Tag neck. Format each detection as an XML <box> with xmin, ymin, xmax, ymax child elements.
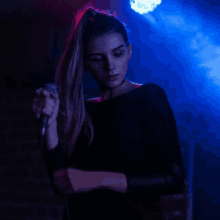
<box><xmin>99</xmin><ymin>78</ymin><xmax>136</xmax><ymax>101</ymax></box>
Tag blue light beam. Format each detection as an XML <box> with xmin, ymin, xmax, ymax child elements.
<box><xmin>130</xmin><ymin>0</ymin><xmax>162</xmax><ymax>14</ymax></box>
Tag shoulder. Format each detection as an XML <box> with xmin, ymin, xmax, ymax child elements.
<box><xmin>145</xmin><ymin>83</ymin><xmax>171</xmax><ymax>112</ymax></box>
<box><xmin>141</xmin><ymin>83</ymin><xmax>165</xmax><ymax>95</ymax></box>
<box><xmin>143</xmin><ymin>83</ymin><xmax>169</xmax><ymax>109</ymax></box>
<box><xmin>131</xmin><ymin>82</ymin><xmax>143</xmax><ymax>88</ymax></box>
<box><xmin>86</xmin><ymin>97</ymin><xmax>102</xmax><ymax>103</ymax></box>
<box><xmin>148</xmin><ymin>83</ymin><xmax>164</xmax><ymax>92</ymax></box>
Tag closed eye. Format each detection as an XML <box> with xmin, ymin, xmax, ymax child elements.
<box><xmin>115</xmin><ymin>52</ymin><xmax>123</xmax><ymax>57</ymax></box>
<box><xmin>90</xmin><ymin>52</ymin><xmax>124</xmax><ymax>62</ymax></box>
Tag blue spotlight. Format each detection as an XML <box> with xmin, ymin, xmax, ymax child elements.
<box><xmin>130</xmin><ymin>0</ymin><xmax>162</xmax><ymax>14</ymax></box>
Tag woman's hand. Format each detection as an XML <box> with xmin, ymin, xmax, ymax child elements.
<box><xmin>53</xmin><ymin>168</ymin><xmax>76</xmax><ymax>194</ymax></box>
<box><xmin>32</xmin><ymin>87</ymin><xmax>60</xmax><ymax>127</ymax></box>
<box><xmin>53</xmin><ymin>168</ymin><xmax>103</xmax><ymax>194</ymax></box>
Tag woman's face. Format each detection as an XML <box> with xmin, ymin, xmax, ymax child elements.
<box><xmin>85</xmin><ymin>32</ymin><xmax>132</xmax><ymax>90</ymax></box>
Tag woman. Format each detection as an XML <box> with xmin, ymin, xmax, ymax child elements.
<box><xmin>32</xmin><ymin>4</ymin><xmax>186</xmax><ymax>220</ymax></box>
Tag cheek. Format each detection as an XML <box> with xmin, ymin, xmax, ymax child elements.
<box><xmin>118</xmin><ymin>55</ymin><xmax>129</xmax><ymax>65</ymax></box>
<box><xmin>88</xmin><ymin>62</ymin><xmax>102</xmax><ymax>70</ymax></box>
<box><xmin>89</xmin><ymin>65</ymin><xmax>103</xmax><ymax>78</ymax></box>
<box><xmin>87</xmin><ymin>65</ymin><xmax>103</xmax><ymax>80</ymax></box>
<box><xmin>86</xmin><ymin>63</ymin><xmax>101</xmax><ymax>77</ymax></box>
<box><xmin>92</xmin><ymin>63</ymin><xmax>102</xmax><ymax>69</ymax></box>
<box><xmin>117</xmin><ymin>58</ymin><xmax>129</xmax><ymax>71</ymax></box>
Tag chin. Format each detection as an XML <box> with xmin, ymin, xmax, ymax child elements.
<box><xmin>100</xmin><ymin>76</ymin><xmax>125</xmax><ymax>88</ymax></box>
<box><xmin>107</xmin><ymin>79</ymin><xmax>122</xmax><ymax>87</ymax></box>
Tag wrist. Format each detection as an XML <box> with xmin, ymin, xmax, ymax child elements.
<box><xmin>47</xmin><ymin>120</ymin><xmax>57</xmax><ymax>129</ymax></box>
<box><xmin>45</xmin><ymin>121</ymin><xmax>59</xmax><ymax>150</ymax></box>
<box><xmin>101</xmin><ymin>172</ymin><xmax>127</xmax><ymax>193</ymax></box>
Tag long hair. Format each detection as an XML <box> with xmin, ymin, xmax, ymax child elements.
<box><xmin>55</xmin><ymin>3</ymin><xmax>132</xmax><ymax>159</ymax></box>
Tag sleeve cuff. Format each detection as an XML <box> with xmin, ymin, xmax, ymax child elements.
<box><xmin>38</xmin><ymin>136</ymin><xmax>68</xmax><ymax>199</ymax></box>
<box><xmin>125</xmin><ymin>172</ymin><xmax>183</xmax><ymax>196</ymax></box>
<box><xmin>39</xmin><ymin>135</ymin><xmax>67</xmax><ymax>172</ymax></box>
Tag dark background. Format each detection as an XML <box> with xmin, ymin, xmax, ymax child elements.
<box><xmin>0</xmin><ymin>0</ymin><xmax>220</xmax><ymax>219</ymax></box>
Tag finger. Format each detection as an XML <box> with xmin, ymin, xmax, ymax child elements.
<box><xmin>42</xmin><ymin>89</ymin><xmax>50</xmax><ymax>96</ymax></box>
<box><xmin>32</xmin><ymin>106</ymin><xmax>41</xmax><ymax>119</ymax></box>
<box><xmin>36</xmin><ymin>88</ymin><xmax>43</xmax><ymax>95</ymax></box>
<box><xmin>33</xmin><ymin>97</ymin><xmax>43</xmax><ymax>110</ymax></box>
<box><xmin>51</xmin><ymin>93</ymin><xmax>59</xmax><ymax>99</ymax></box>
<box><xmin>55</xmin><ymin>176</ymin><xmax>73</xmax><ymax>191</ymax></box>
<box><xmin>36</xmin><ymin>89</ymin><xmax>49</xmax><ymax>97</ymax></box>
<box><xmin>42</xmin><ymin>107</ymin><xmax>52</xmax><ymax>117</ymax></box>
<box><xmin>32</xmin><ymin>101</ymin><xmax>39</xmax><ymax>113</ymax></box>
<box><xmin>54</xmin><ymin>169</ymin><xmax>67</xmax><ymax>177</ymax></box>
<box><xmin>45</xmin><ymin>97</ymin><xmax>55</xmax><ymax>107</ymax></box>
<box><xmin>33</xmin><ymin>107</ymin><xmax>41</xmax><ymax>119</ymax></box>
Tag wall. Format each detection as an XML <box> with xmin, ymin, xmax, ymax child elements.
<box><xmin>0</xmin><ymin>89</ymin><xmax>65</xmax><ymax>220</ymax></box>
<box><xmin>0</xmin><ymin>18</ymin><xmax>58</xmax><ymax>91</ymax></box>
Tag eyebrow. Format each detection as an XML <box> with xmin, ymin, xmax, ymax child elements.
<box><xmin>87</xmin><ymin>44</ymin><xmax>125</xmax><ymax>57</ymax></box>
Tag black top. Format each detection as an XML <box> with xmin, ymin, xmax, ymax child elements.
<box><xmin>41</xmin><ymin>83</ymin><xmax>186</xmax><ymax>220</ymax></box>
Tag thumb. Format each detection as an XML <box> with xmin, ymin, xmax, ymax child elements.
<box><xmin>51</xmin><ymin>93</ymin><xmax>58</xmax><ymax>98</ymax></box>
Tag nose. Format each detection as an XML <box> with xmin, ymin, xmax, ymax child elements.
<box><xmin>109</xmin><ymin>68</ymin><xmax>116</xmax><ymax>75</ymax></box>
<box><xmin>103</xmin><ymin>56</ymin><xmax>116</xmax><ymax>72</ymax></box>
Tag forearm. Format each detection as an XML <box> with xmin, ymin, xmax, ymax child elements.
<box><xmin>101</xmin><ymin>171</ymin><xmax>128</xmax><ymax>193</ymax></box>
<box><xmin>45</xmin><ymin>121</ymin><xmax>58</xmax><ymax>150</ymax></box>
<box><xmin>73</xmin><ymin>170</ymin><xmax>180</xmax><ymax>195</ymax></box>
<box><xmin>68</xmin><ymin>169</ymin><xmax>127</xmax><ymax>194</ymax></box>
<box><xmin>95</xmin><ymin>165</ymin><xmax>184</xmax><ymax>195</ymax></box>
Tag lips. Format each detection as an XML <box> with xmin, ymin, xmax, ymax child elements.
<box><xmin>107</xmin><ymin>74</ymin><xmax>119</xmax><ymax>80</ymax></box>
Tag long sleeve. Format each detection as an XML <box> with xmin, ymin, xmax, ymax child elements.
<box><xmin>38</xmin><ymin>120</ymin><xmax>90</xmax><ymax>199</ymax></box>
<box><xmin>39</xmin><ymin>136</ymin><xmax>68</xmax><ymax>199</ymax></box>
<box><xmin>124</xmin><ymin>84</ymin><xmax>185</xmax><ymax>196</ymax></box>
<box><xmin>125</xmin><ymin>163</ymin><xmax>184</xmax><ymax>195</ymax></box>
